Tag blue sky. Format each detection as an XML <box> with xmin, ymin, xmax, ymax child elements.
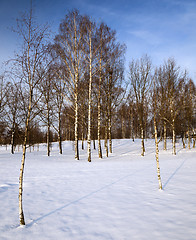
<box><xmin>0</xmin><ymin>0</ymin><xmax>196</xmax><ymax>81</ymax></box>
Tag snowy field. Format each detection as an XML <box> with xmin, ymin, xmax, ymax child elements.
<box><xmin>0</xmin><ymin>139</ymin><xmax>196</xmax><ymax>240</ymax></box>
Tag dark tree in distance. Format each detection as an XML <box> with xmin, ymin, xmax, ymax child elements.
<box><xmin>129</xmin><ymin>55</ymin><xmax>152</xmax><ymax>156</ymax></box>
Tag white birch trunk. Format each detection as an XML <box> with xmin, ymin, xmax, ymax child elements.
<box><xmin>74</xmin><ymin>105</ymin><xmax>79</xmax><ymax>160</ymax></box>
<box><xmin>109</xmin><ymin>115</ymin><xmax>112</xmax><ymax>154</ymax></box>
<box><xmin>87</xmin><ymin>30</ymin><xmax>92</xmax><ymax>162</ymax></box>
<box><xmin>47</xmin><ymin>106</ymin><xmax>50</xmax><ymax>157</ymax></box>
<box><xmin>98</xmin><ymin>58</ymin><xmax>102</xmax><ymax>158</ymax></box>
<box><xmin>105</xmin><ymin>124</ymin><xmax>109</xmax><ymax>157</ymax></box>
<box><xmin>154</xmin><ymin>116</ymin><xmax>163</xmax><ymax>190</ymax></box>
<box><xmin>74</xmin><ymin>89</ymin><xmax>79</xmax><ymax>160</ymax></box>
<box><xmin>163</xmin><ymin>120</ymin><xmax>167</xmax><ymax>150</ymax></box>
<box><xmin>58</xmin><ymin>111</ymin><xmax>62</xmax><ymax>154</ymax></box>
<box><xmin>108</xmin><ymin>74</ymin><xmax>112</xmax><ymax>154</ymax></box>
<box><xmin>172</xmin><ymin>120</ymin><xmax>176</xmax><ymax>155</ymax></box>
<box><xmin>19</xmin><ymin>88</ymin><xmax>32</xmax><ymax>225</ymax></box>
<box><xmin>74</xmin><ymin>17</ymin><xmax>79</xmax><ymax>160</ymax></box>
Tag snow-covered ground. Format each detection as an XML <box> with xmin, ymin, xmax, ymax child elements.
<box><xmin>0</xmin><ymin>139</ymin><xmax>196</xmax><ymax>240</ymax></box>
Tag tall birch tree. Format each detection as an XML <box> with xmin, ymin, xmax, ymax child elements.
<box><xmin>53</xmin><ymin>10</ymin><xmax>86</xmax><ymax>160</ymax></box>
<box><xmin>82</xmin><ymin>16</ymin><xmax>99</xmax><ymax>162</ymax></box>
<box><xmin>152</xmin><ymin>73</ymin><xmax>163</xmax><ymax>190</ymax></box>
<box><xmin>13</xmin><ymin>6</ymin><xmax>49</xmax><ymax>225</ymax></box>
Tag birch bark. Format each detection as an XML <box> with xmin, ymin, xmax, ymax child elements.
<box><xmin>97</xmin><ymin>52</ymin><xmax>102</xmax><ymax>158</ymax></box>
<box><xmin>87</xmin><ymin>26</ymin><xmax>92</xmax><ymax>162</ymax></box>
<box><xmin>154</xmin><ymin>116</ymin><xmax>163</xmax><ymax>190</ymax></box>
<box><xmin>17</xmin><ymin>5</ymin><xmax>48</xmax><ymax>225</ymax></box>
<box><xmin>163</xmin><ymin>120</ymin><xmax>167</xmax><ymax>150</ymax></box>
<box><xmin>58</xmin><ymin>110</ymin><xmax>62</xmax><ymax>154</ymax></box>
<box><xmin>19</xmin><ymin>88</ymin><xmax>32</xmax><ymax>225</ymax></box>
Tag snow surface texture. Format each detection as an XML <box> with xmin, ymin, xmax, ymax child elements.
<box><xmin>0</xmin><ymin>139</ymin><xmax>196</xmax><ymax>240</ymax></box>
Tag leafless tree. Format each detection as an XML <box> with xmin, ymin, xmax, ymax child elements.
<box><xmin>52</xmin><ymin>10</ymin><xmax>87</xmax><ymax>160</ymax></box>
<box><xmin>37</xmin><ymin>67</ymin><xmax>55</xmax><ymax>156</ymax></box>
<box><xmin>52</xmin><ymin>72</ymin><xmax>66</xmax><ymax>154</ymax></box>
<box><xmin>129</xmin><ymin>55</ymin><xmax>152</xmax><ymax>156</ymax></box>
<box><xmin>160</xmin><ymin>59</ymin><xmax>181</xmax><ymax>155</ymax></box>
<box><xmin>151</xmin><ymin>73</ymin><xmax>163</xmax><ymax>189</ymax></box>
<box><xmin>4</xmin><ymin>82</ymin><xmax>23</xmax><ymax>154</ymax></box>
<box><xmin>13</xmin><ymin>6</ymin><xmax>49</xmax><ymax>225</ymax></box>
<box><xmin>0</xmin><ymin>75</ymin><xmax>6</xmax><ymax>120</ymax></box>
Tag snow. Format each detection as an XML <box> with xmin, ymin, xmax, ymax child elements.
<box><xmin>0</xmin><ymin>139</ymin><xmax>196</xmax><ymax>240</ymax></box>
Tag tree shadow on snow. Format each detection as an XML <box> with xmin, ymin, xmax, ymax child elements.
<box><xmin>162</xmin><ymin>159</ymin><xmax>186</xmax><ymax>190</ymax></box>
<box><xmin>26</xmin><ymin>169</ymin><xmax>143</xmax><ymax>227</ymax></box>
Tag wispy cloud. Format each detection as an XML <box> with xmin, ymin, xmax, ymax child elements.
<box><xmin>127</xmin><ymin>30</ymin><xmax>162</xmax><ymax>46</ymax></box>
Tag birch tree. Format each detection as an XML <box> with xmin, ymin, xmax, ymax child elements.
<box><xmin>0</xmin><ymin>75</ymin><xmax>8</xmax><ymax>145</ymax></box>
<box><xmin>96</xmin><ymin>23</ymin><xmax>110</xmax><ymax>158</ymax></box>
<box><xmin>5</xmin><ymin>82</ymin><xmax>23</xmax><ymax>154</ymax></box>
<box><xmin>37</xmin><ymin>67</ymin><xmax>54</xmax><ymax>156</ymax></box>
<box><xmin>82</xmin><ymin>16</ymin><xmax>100</xmax><ymax>162</ymax></box>
<box><xmin>95</xmin><ymin>23</ymin><xmax>119</xmax><ymax>157</ymax></box>
<box><xmin>13</xmin><ymin>7</ymin><xmax>49</xmax><ymax>225</ymax></box>
<box><xmin>52</xmin><ymin>73</ymin><xmax>66</xmax><ymax>154</ymax></box>
<box><xmin>161</xmin><ymin>59</ymin><xmax>181</xmax><ymax>155</ymax></box>
<box><xmin>179</xmin><ymin>78</ymin><xmax>196</xmax><ymax>149</ymax></box>
<box><xmin>185</xmin><ymin>79</ymin><xmax>196</xmax><ymax>148</ymax></box>
<box><xmin>0</xmin><ymin>75</ymin><xmax>6</xmax><ymax>120</ymax></box>
<box><xmin>84</xmin><ymin>18</ymin><xmax>95</xmax><ymax>162</ymax></box>
<box><xmin>103</xmin><ymin>40</ymin><xmax>126</xmax><ymax>154</ymax></box>
<box><xmin>152</xmin><ymin>72</ymin><xmax>163</xmax><ymax>189</ymax></box>
<box><xmin>52</xmin><ymin>10</ymin><xmax>86</xmax><ymax>160</ymax></box>
<box><xmin>129</xmin><ymin>55</ymin><xmax>152</xmax><ymax>156</ymax></box>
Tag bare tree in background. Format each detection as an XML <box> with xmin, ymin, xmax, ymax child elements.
<box><xmin>52</xmin><ymin>72</ymin><xmax>66</xmax><ymax>154</ymax></box>
<box><xmin>4</xmin><ymin>82</ymin><xmax>23</xmax><ymax>154</ymax></box>
<box><xmin>161</xmin><ymin>59</ymin><xmax>181</xmax><ymax>155</ymax></box>
<box><xmin>37</xmin><ymin>67</ymin><xmax>54</xmax><ymax>156</ymax></box>
<box><xmin>154</xmin><ymin>66</ymin><xmax>168</xmax><ymax>150</ymax></box>
<box><xmin>0</xmin><ymin>75</ymin><xmax>6</xmax><ymax>120</ymax></box>
<box><xmin>95</xmin><ymin>23</ymin><xmax>118</xmax><ymax>158</ymax></box>
<box><xmin>129</xmin><ymin>55</ymin><xmax>152</xmax><ymax>156</ymax></box>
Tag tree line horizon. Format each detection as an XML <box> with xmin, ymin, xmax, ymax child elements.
<box><xmin>0</xmin><ymin>7</ymin><xmax>195</xmax><ymax>226</ymax></box>
<box><xmin>0</xmin><ymin>9</ymin><xmax>195</xmax><ymax>155</ymax></box>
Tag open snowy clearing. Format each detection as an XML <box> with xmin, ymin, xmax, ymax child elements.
<box><xmin>0</xmin><ymin>139</ymin><xmax>196</xmax><ymax>240</ymax></box>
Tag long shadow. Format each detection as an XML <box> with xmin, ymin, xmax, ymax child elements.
<box><xmin>26</xmin><ymin>169</ymin><xmax>143</xmax><ymax>227</ymax></box>
<box><xmin>0</xmin><ymin>183</ymin><xmax>18</xmax><ymax>193</ymax></box>
<box><xmin>163</xmin><ymin>159</ymin><xmax>186</xmax><ymax>190</ymax></box>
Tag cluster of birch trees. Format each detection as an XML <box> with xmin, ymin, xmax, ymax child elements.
<box><xmin>0</xmin><ymin>10</ymin><xmax>195</xmax><ymax>159</ymax></box>
<box><xmin>0</xmin><ymin>9</ymin><xmax>126</xmax><ymax>160</ymax></box>
<box><xmin>0</xmin><ymin>7</ymin><xmax>195</xmax><ymax>226</ymax></box>
<box><xmin>121</xmin><ymin>55</ymin><xmax>195</xmax><ymax>156</ymax></box>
